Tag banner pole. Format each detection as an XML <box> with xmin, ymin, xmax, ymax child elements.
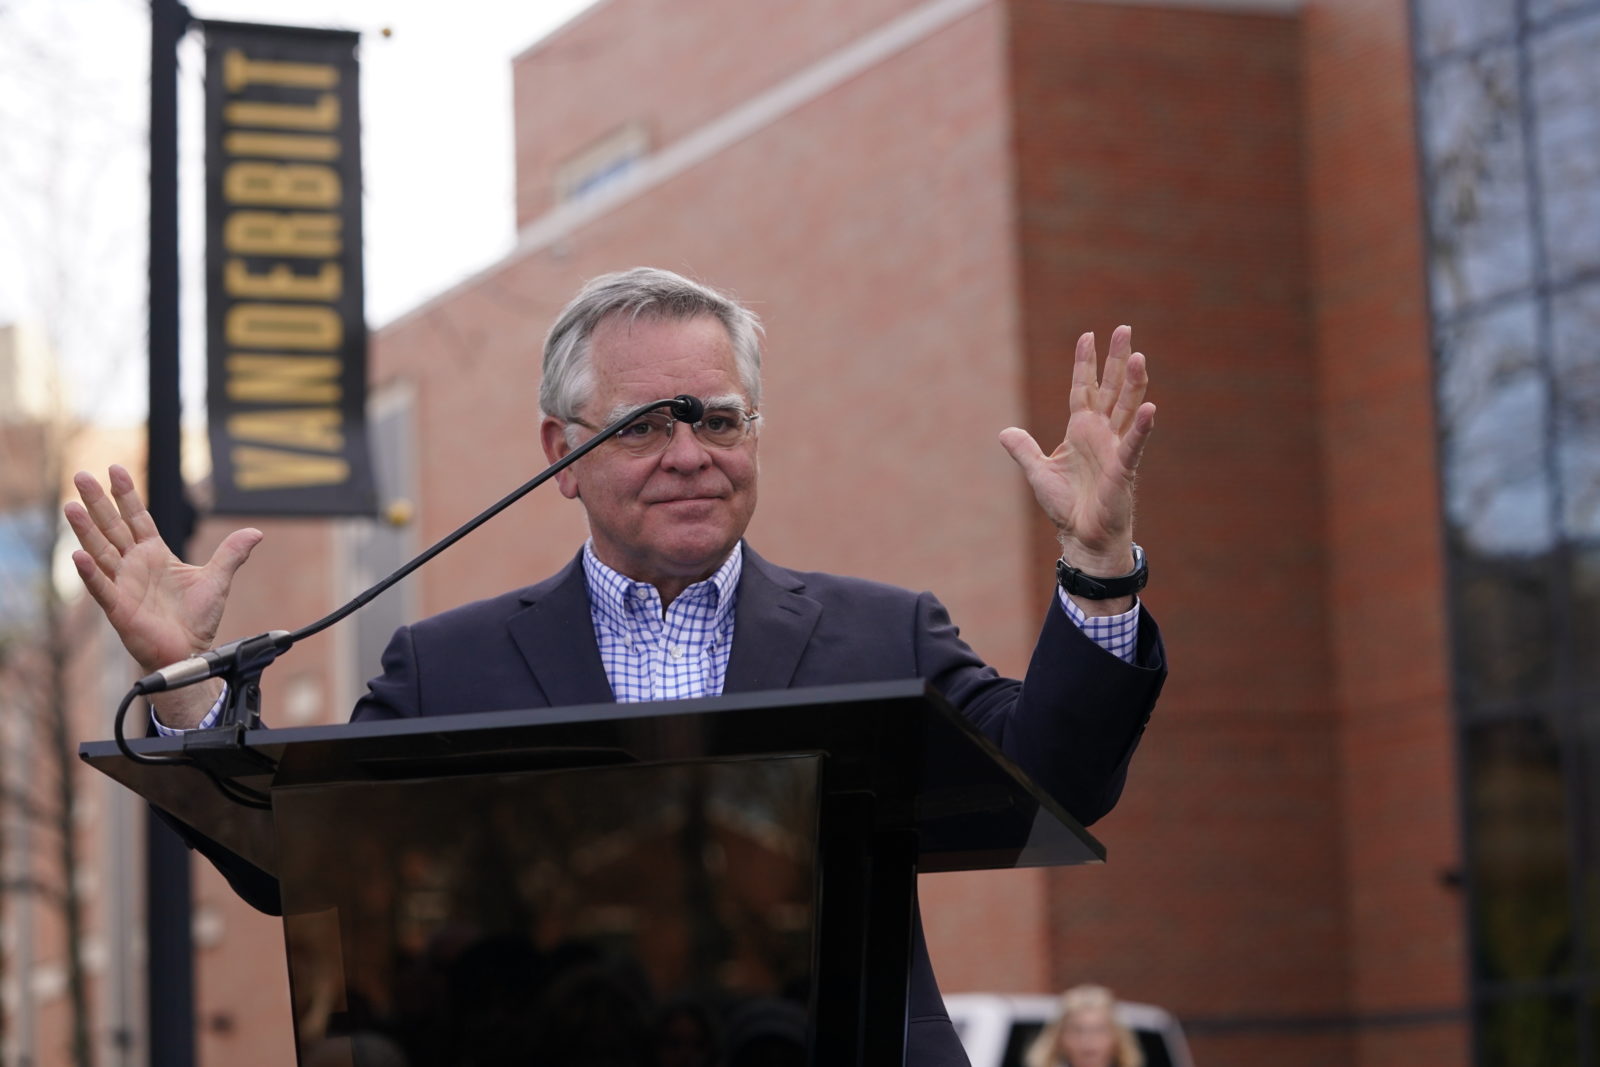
<box><xmin>147</xmin><ymin>0</ymin><xmax>197</xmax><ymax>1064</ymax></box>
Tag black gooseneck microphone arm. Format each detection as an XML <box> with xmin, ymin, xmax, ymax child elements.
<box><xmin>114</xmin><ymin>394</ymin><xmax>706</xmax><ymax>787</ymax></box>
<box><xmin>273</xmin><ymin>393</ymin><xmax>703</xmax><ymax>664</ymax></box>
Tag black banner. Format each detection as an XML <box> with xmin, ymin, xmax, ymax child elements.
<box><xmin>204</xmin><ymin>21</ymin><xmax>375</xmax><ymax>516</ymax></box>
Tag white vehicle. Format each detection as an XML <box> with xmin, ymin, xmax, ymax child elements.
<box><xmin>944</xmin><ymin>993</ymin><xmax>1196</xmax><ymax>1067</ymax></box>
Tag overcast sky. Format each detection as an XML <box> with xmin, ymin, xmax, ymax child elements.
<box><xmin>0</xmin><ymin>0</ymin><xmax>598</xmax><ymax>425</ymax></box>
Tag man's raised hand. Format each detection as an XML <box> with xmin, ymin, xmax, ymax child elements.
<box><xmin>999</xmin><ymin>326</ymin><xmax>1156</xmax><ymax>598</ymax></box>
<box><xmin>64</xmin><ymin>464</ymin><xmax>262</xmax><ymax>680</ymax></box>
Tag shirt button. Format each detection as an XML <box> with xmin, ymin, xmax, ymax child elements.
<box><xmin>668</xmin><ymin>645</ymin><xmax>683</xmax><ymax>659</ymax></box>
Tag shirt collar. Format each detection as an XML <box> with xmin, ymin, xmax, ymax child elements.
<box><xmin>582</xmin><ymin>541</ymin><xmax>743</xmax><ymax>630</ymax></box>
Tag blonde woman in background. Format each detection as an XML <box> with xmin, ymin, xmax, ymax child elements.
<box><xmin>1025</xmin><ymin>984</ymin><xmax>1144</xmax><ymax>1067</ymax></box>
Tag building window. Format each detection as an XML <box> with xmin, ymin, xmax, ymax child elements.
<box><xmin>1413</xmin><ymin>0</ymin><xmax>1600</xmax><ymax>1061</ymax></box>
<box><xmin>553</xmin><ymin>122</ymin><xmax>649</xmax><ymax>204</ymax></box>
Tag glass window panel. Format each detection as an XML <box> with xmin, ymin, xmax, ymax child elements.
<box><xmin>1453</xmin><ymin>552</ymin><xmax>1556</xmax><ymax>706</ymax></box>
<box><xmin>1476</xmin><ymin>994</ymin><xmax>1578</xmax><ymax>1067</ymax></box>
<box><xmin>1580</xmin><ymin>713</ymin><xmax>1600</xmax><ymax>973</ymax></box>
<box><xmin>1531</xmin><ymin>12</ymin><xmax>1600</xmax><ymax>285</ymax></box>
<box><xmin>1569</xmin><ymin>547</ymin><xmax>1600</xmax><ymax>690</ymax></box>
<box><xmin>1552</xmin><ymin>281</ymin><xmax>1600</xmax><ymax>541</ymax></box>
<box><xmin>1415</xmin><ymin>0</ymin><xmax>1517</xmax><ymax>58</ymax></box>
<box><xmin>0</xmin><ymin>510</ymin><xmax>49</xmax><ymax>627</ymax></box>
<box><xmin>1421</xmin><ymin>49</ymin><xmax>1536</xmax><ymax>317</ymax></box>
<box><xmin>1529</xmin><ymin>0</ymin><xmax>1594</xmax><ymax>22</ymax></box>
<box><xmin>1593</xmin><ymin>992</ymin><xmax>1600</xmax><ymax>1067</ymax></box>
<box><xmin>1438</xmin><ymin>300</ymin><xmax>1555</xmax><ymax>556</ymax></box>
<box><xmin>1467</xmin><ymin>718</ymin><xmax>1574</xmax><ymax>982</ymax></box>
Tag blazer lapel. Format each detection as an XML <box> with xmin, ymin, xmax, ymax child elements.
<box><xmin>505</xmin><ymin>553</ymin><xmax>615</xmax><ymax>707</ymax></box>
<box><xmin>723</xmin><ymin>545</ymin><xmax>822</xmax><ymax>694</ymax></box>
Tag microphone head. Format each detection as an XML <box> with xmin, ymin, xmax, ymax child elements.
<box><xmin>669</xmin><ymin>394</ymin><xmax>705</xmax><ymax>423</ymax></box>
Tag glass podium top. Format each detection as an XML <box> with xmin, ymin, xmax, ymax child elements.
<box><xmin>80</xmin><ymin>678</ymin><xmax>1104</xmax><ymax>877</ymax></box>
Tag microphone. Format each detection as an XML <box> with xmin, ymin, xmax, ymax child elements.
<box><xmin>669</xmin><ymin>394</ymin><xmax>704</xmax><ymax>422</ymax></box>
<box><xmin>135</xmin><ymin>630</ymin><xmax>292</xmax><ymax>695</ymax></box>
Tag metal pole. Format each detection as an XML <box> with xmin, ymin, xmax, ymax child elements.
<box><xmin>147</xmin><ymin>0</ymin><xmax>197</xmax><ymax>1063</ymax></box>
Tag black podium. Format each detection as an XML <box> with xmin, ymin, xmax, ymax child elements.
<box><xmin>81</xmin><ymin>679</ymin><xmax>1103</xmax><ymax>1066</ymax></box>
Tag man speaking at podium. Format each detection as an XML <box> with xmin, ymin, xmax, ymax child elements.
<box><xmin>66</xmin><ymin>268</ymin><xmax>1166</xmax><ymax>1065</ymax></box>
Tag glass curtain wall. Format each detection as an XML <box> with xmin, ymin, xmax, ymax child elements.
<box><xmin>1411</xmin><ymin>0</ymin><xmax>1600</xmax><ymax>1063</ymax></box>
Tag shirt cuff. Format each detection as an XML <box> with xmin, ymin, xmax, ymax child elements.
<box><xmin>150</xmin><ymin>687</ymin><xmax>227</xmax><ymax>737</ymax></box>
<box><xmin>1056</xmin><ymin>587</ymin><xmax>1140</xmax><ymax>664</ymax></box>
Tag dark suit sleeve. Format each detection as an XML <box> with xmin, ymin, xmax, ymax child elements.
<box><xmin>912</xmin><ymin>592</ymin><xmax>1166</xmax><ymax>826</ymax></box>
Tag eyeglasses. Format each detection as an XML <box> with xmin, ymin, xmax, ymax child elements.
<box><xmin>572</xmin><ymin>407</ymin><xmax>760</xmax><ymax>457</ymax></box>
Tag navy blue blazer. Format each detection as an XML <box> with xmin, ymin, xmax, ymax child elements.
<box><xmin>343</xmin><ymin>545</ymin><xmax>1168</xmax><ymax>1065</ymax></box>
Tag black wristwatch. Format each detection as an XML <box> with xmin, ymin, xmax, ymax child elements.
<box><xmin>1056</xmin><ymin>543</ymin><xmax>1148</xmax><ymax>600</ymax></box>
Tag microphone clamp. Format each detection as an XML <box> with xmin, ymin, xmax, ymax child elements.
<box><xmin>669</xmin><ymin>394</ymin><xmax>705</xmax><ymax>422</ymax></box>
<box><xmin>135</xmin><ymin>630</ymin><xmax>293</xmax><ymax>695</ymax></box>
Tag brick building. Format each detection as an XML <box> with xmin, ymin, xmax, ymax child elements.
<box><xmin>37</xmin><ymin>0</ymin><xmax>1600</xmax><ymax>1063</ymax></box>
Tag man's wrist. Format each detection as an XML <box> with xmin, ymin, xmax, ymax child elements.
<box><xmin>1055</xmin><ymin>533</ymin><xmax>1134</xmax><ymax>577</ymax></box>
<box><xmin>149</xmin><ymin>678</ymin><xmax>226</xmax><ymax>731</ymax></box>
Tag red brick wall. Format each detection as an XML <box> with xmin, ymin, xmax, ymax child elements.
<box><xmin>1006</xmin><ymin>3</ymin><xmax>1354</xmax><ymax>1065</ymax></box>
<box><xmin>512</xmin><ymin>0</ymin><xmax>932</xmax><ymax>224</ymax></box>
<box><xmin>1303</xmin><ymin>0</ymin><xmax>1468</xmax><ymax>1062</ymax></box>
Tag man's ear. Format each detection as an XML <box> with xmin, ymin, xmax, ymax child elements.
<box><xmin>540</xmin><ymin>416</ymin><xmax>582</xmax><ymax>500</ymax></box>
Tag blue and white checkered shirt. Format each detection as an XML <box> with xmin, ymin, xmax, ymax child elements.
<box><xmin>162</xmin><ymin>546</ymin><xmax>1140</xmax><ymax>731</ymax></box>
<box><xmin>1060</xmin><ymin>587</ymin><xmax>1140</xmax><ymax>664</ymax></box>
<box><xmin>583</xmin><ymin>541</ymin><xmax>742</xmax><ymax>703</ymax></box>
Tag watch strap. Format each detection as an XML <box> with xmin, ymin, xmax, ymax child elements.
<box><xmin>1056</xmin><ymin>543</ymin><xmax>1148</xmax><ymax>600</ymax></box>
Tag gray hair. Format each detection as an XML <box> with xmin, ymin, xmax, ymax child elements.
<box><xmin>539</xmin><ymin>267</ymin><xmax>764</xmax><ymax>421</ymax></box>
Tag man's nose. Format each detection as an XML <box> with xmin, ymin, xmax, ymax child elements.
<box><xmin>658</xmin><ymin>422</ymin><xmax>712</xmax><ymax>471</ymax></box>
